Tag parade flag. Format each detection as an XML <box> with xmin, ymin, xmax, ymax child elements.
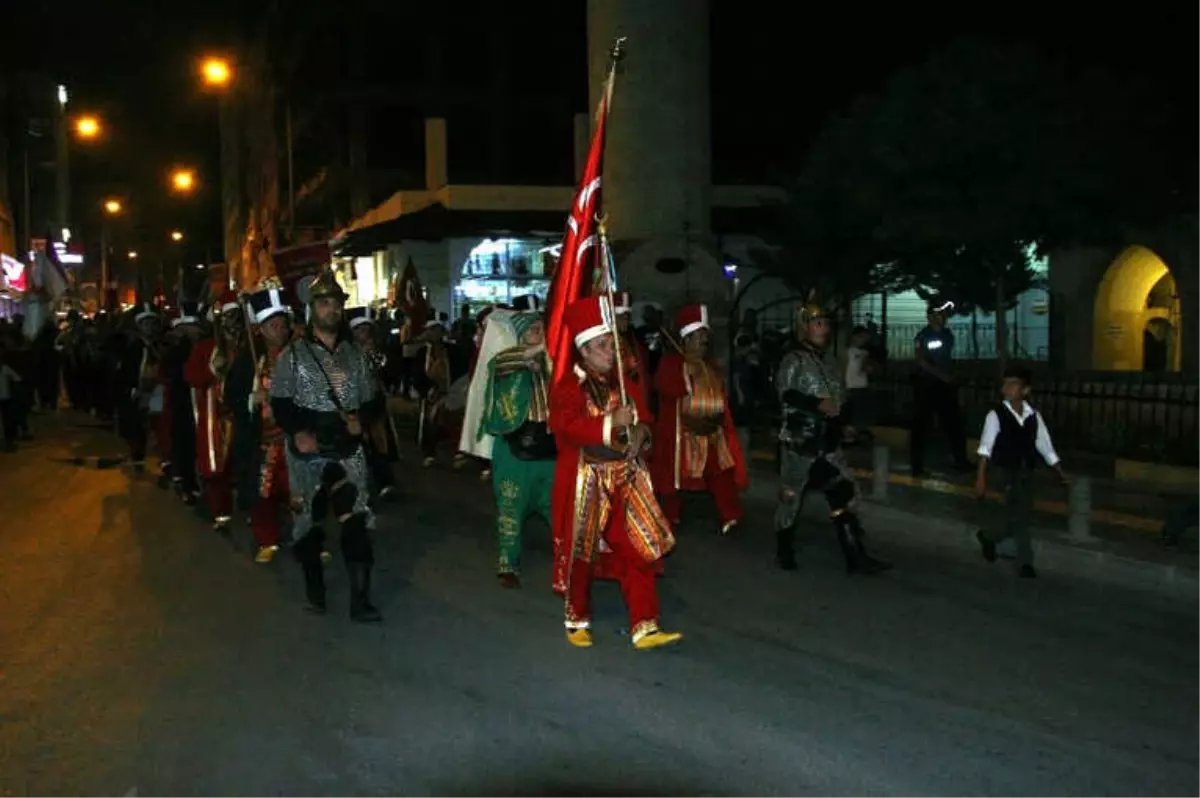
<box><xmin>544</xmin><ymin>40</ymin><xmax>623</xmax><ymax>382</ymax></box>
<box><xmin>398</xmin><ymin>256</ymin><xmax>429</xmax><ymax>328</ymax></box>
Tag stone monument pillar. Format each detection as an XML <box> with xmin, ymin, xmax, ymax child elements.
<box><xmin>587</xmin><ymin>0</ymin><xmax>727</xmax><ymax>343</ymax></box>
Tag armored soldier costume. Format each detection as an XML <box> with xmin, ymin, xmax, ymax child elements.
<box><xmin>269</xmin><ymin>272</ymin><xmax>384</xmax><ymax>622</ymax></box>
<box><xmin>775</xmin><ymin>297</ymin><xmax>890</xmax><ymax>575</ymax></box>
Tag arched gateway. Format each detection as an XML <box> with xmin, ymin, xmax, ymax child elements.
<box><xmin>1092</xmin><ymin>245</ymin><xmax>1182</xmax><ymax>372</ymax></box>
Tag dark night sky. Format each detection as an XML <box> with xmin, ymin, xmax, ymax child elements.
<box><xmin>4</xmin><ymin>1</ymin><xmax>1196</xmax><ymax>263</ymax></box>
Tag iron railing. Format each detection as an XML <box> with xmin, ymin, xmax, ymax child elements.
<box><xmin>864</xmin><ymin>370</ymin><xmax>1199</xmax><ymax>466</ymax></box>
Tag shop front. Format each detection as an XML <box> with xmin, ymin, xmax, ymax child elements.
<box><xmin>452</xmin><ymin>237</ymin><xmax>555</xmax><ymax>316</ymax></box>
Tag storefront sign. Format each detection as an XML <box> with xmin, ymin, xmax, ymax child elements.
<box><xmin>1</xmin><ymin>253</ymin><xmax>27</xmax><ymax>293</ymax></box>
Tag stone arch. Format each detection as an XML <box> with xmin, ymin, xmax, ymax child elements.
<box><xmin>1092</xmin><ymin>245</ymin><xmax>1181</xmax><ymax>371</ymax></box>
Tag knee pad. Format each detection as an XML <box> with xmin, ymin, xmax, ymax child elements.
<box><xmin>825</xmin><ymin>478</ymin><xmax>856</xmax><ymax>514</ymax></box>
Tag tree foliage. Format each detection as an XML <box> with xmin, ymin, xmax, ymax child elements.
<box><xmin>788</xmin><ymin>38</ymin><xmax>1179</xmax><ymax>324</ymax></box>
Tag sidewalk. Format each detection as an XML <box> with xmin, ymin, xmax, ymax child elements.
<box><xmin>395</xmin><ymin>396</ymin><xmax>1197</xmax><ymax>596</ymax></box>
<box><xmin>740</xmin><ymin>433</ymin><xmax>1198</xmax><ymax>598</ymax></box>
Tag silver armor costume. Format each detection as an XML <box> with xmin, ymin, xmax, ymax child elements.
<box><xmin>774</xmin><ymin>342</ymin><xmax>857</xmax><ymax>530</ymax></box>
<box><xmin>270</xmin><ymin>336</ymin><xmax>377</xmax><ymax>540</ymax></box>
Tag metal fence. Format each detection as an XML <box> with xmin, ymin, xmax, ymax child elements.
<box><xmin>864</xmin><ymin>322</ymin><xmax>1050</xmax><ymax>362</ymax></box>
<box><xmin>864</xmin><ymin>370</ymin><xmax>1199</xmax><ymax>467</ymax></box>
<box><xmin>748</xmin><ymin>301</ymin><xmax>1049</xmax><ymax>361</ymax></box>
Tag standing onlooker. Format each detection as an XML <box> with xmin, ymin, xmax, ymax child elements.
<box><xmin>842</xmin><ymin>325</ymin><xmax>872</xmax><ymax>444</ymax></box>
<box><xmin>910</xmin><ymin>300</ymin><xmax>970</xmax><ymax>475</ymax></box>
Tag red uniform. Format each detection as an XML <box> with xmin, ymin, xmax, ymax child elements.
<box><xmin>185</xmin><ymin>336</ymin><xmax>236</xmax><ymax>521</ymax></box>
<box><xmin>549</xmin><ymin>296</ymin><xmax>679</xmax><ymax>648</ymax></box>
<box><xmin>650</xmin><ymin>307</ymin><xmax>748</xmax><ymax>530</ymax></box>
<box><xmin>248</xmin><ymin>346</ymin><xmax>289</xmax><ymax>549</ymax></box>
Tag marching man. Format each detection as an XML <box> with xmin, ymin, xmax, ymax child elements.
<box><xmin>651</xmin><ymin>304</ymin><xmax>748</xmax><ymax>534</ymax></box>
<box><xmin>227</xmin><ymin>282</ymin><xmax>294</xmax><ymax>563</ymax></box>
<box><xmin>478</xmin><ymin>309</ymin><xmax>555</xmax><ymax>588</ymax></box>
<box><xmin>269</xmin><ymin>272</ymin><xmax>384</xmax><ymax>622</ymax></box>
<box><xmin>549</xmin><ymin>295</ymin><xmax>681</xmax><ymax>651</ymax></box>
<box><xmin>185</xmin><ymin>289</ymin><xmax>245</xmax><ymax>533</ymax></box>
<box><xmin>774</xmin><ymin>296</ymin><xmax>891</xmax><ymax>574</ymax></box>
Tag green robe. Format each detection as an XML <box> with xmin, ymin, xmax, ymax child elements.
<box><xmin>481</xmin><ymin>346</ymin><xmax>554</xmax><ymax>576</ymax></box>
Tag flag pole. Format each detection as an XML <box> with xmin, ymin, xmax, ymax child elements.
<box><xmin>599</xmin><ymin>37</ymin><xmax>627</xmax><ymax>412</ymax></box>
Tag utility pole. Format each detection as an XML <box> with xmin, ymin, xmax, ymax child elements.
<box><xmin>54</xmin><ymin>85</ymin><xmax>69</xmax><ymax>237</ymax></box>
<box><xmin>286</xmin><ymin>102</ymin><xmax>294</xmax><ymax>244</ymax></box>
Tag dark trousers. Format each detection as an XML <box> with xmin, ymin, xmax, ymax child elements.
<box><xmin>119</xmin><ymin>401</ymin><xmax>148</xmax><ymax>462</ymax></box>
<box><xmin>0</xmin><ymin>398</ymin><xmax>15</xmax><ymax>446</ymax></box>
<box><xmin>910</xmin><ymin>376</ymin><xmax>968</xmax><ymax>471</ymax></box>
<box><xmin>983</xmin><ymin>466</ymin><xmax>1035</xmax><ymax>567</ymax></box>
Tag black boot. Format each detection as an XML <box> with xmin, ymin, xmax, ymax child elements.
<box><xmin>347</xmin><ymin>562</ymin><xmax>382</xmax><ymax>623</ymax></box>
<box><xmin>776</xmin><ymin>526</ymin><xmax>798</xmax><ymax>571</ymax></box>
<box><xmin>837</xmin><ymin>513</ymin><xmax>891</xmax><ymax>575</ymax></box>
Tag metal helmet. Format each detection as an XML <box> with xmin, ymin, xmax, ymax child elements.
<box><xmin>307</xmin><ymin>270</ymin><xmax>348</xmax><ymax>304</ymax></box>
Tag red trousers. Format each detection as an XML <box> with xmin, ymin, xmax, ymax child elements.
<box><xmin>249</xmin><ymin>452</ymin><xmax>288</xmax><ymax>548</ymax></box>
<box><xmin>565</xmin><ymin>525</ymin><xmax>660</xmax><ymax>633</ymax></box>
<box><xmin>204</xmin><ymin>470</ymin><xmax>234</xmax><ymax>521</ymax></box>
<box><xmin>661</xmin><ymin>458</ymin><xmax>743</xmax><ymax>526</ymax></box>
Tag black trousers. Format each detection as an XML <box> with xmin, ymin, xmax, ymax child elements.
<box><xmin>0</xmin><ymin>398</ymin><xmax>15</xmax><ymax>445</ymax></box>
<box><xmin>118</xmin><ymin>399</ymin><xmax>148</xmax><ymax>462</ymax></box>
<box><xmin>910</xmin><ymin>376</ymin><xmax>968</xmax><ymax>471</ymax></box>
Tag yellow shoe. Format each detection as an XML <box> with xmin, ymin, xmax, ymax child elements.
<box><xmin>254</xmin><ymin>544</ymin><xmax>279</xmax><ymax>564</ymax></box>
<box><xmin>633</xmin><ymin>630</ymin><xmax>683</xmax><ymax>651</ymax></box>
<box><xmin>566</xmin><ymin>628</ymin><xmax>594</xmax><ymax>648</ymax></box>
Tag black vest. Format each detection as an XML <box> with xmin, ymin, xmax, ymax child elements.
<box><xmin>990</xmin><ymin>403</ymin><xmax>1040</xmax><ymax>469</ymax></box>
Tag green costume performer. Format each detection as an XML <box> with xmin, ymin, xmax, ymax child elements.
<box><xmin>480</xmin><ymin>311</ymin><xmax>556</xmax><ymax>585</ymax></box>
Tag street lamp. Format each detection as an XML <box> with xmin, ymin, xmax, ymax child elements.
<box><xmin>201</xmin><ymin>57</ymin><xmax>232</xmax><ymax>88</ymax></box>
<box><xmin>103</xmin><ymin>198</ymin><xmax>122</xmax><ymax>215</ymax></box>
<box><xmin>170</xmin><ymin>168</ymin><xmax>196</xmax><ymax>193</ymax></box>
<box><xmin>75</xmin><ymin>116</ymin><xmax>101</xmax><ymax>140</ymax></box>
<box><xmin>170</xmin><ymin>230</ymin><xmax>184</xmax><ymax>242</ymax></box>
<box><xmin>128</xmin><ymin>250</ymin><xmax>138</xmax><ymax>260</ymax></box>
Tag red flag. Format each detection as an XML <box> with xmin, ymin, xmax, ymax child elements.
<box><xmin>398</xmin><ymin>256</ymin><xmax>429</xmax><ymax>328</ymax></box>
<box><xmin>544</xmin><ymin>67</ymin><xmax>616</xmax><ymax>382</ymax></box>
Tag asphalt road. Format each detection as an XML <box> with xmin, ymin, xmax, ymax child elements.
<box><xmin>0</xmin><ymin>415</ymin><xmax>1196</xmax><ymax>796</ymax></box>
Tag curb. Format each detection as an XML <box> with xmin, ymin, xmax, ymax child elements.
<box><xmin>839</xmin><ymin>495</ymin><xmax>1195</xmax><ymax>599</ymax></box>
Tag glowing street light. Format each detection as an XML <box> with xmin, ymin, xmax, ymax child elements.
<box><xmin>170</xmin><ymin>230</ymin><xmax>184</xmax><ymax>242</ymax></box>
<box><xmin>103</xmin><ymin>199</ymin><xmax>122</xmax><ymax>215</ymax></box>
<box><xmin>128</xmin><ymin>251</ymin><xmax>138</xmax><ymax>260</ymax></box>
<box><xmin>76</xmin><ymin>116</ymin><xmax>101</xmax><ymax>139</ymax></box>
<box><xmin>201</xmin><ymin>57</ymin><xmax>232</xmax><ymax>88</ymax></box>
<box><xmin>170</xmin><ymin>169</ymin><xmax>195</xmax><ymax>193</ymax></box>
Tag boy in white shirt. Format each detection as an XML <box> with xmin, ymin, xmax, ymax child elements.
<box><xmin>974</xmin><ymin>365</ymin><xmax>1068</xmax><ymax>579</ymax></box>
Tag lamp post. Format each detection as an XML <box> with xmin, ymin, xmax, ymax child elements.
<box><xmin>100</xmin><ymin>199</ymin><xmax>123</xmax><ymax>310</ymax></box>
<box><xmin>199</xmin><ymin>56</ymin><xmax>240</xmax><ymax>285</ymax></box>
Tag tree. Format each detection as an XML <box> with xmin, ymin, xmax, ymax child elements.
<box><xmin>793</xmin><ymin>38</ymin><xmax>1178</xmax><ymax>366</ymax></box>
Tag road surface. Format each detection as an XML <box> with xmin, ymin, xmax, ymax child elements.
<box><xmin>0</xmin><ymin>415</ymin><xmax>1195</xmax><ymax>796</ymax></box>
